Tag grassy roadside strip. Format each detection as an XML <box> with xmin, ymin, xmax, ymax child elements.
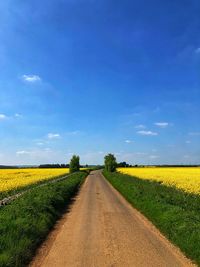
<box><xmin>0</xmin><ymin>172</ymin><xmax>84</xmax><ymax>207</ymax></box>
<box><xmin>0</xmin><ymin>171</ymin><xmax>87</xmax><ymax>267</ymax></box>
<box><xmin>103</xmin><ymin>170</ymin><xmax>200</xmax><ymax>266</ymax></box>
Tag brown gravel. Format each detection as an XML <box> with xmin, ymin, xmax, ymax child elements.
<box><xmin>30</xmin><ymin>170</ymin><xmax>195</xmax><ymax>267</ymax></box>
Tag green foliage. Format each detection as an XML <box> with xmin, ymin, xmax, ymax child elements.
<box><xmin>69</xmin><ymin>155</ymin><xmax>80</xmax><ymax>173</ymax></box>
<box><xmin>0</xmin><ymin>172</ymin><xmax>86</xmax><ymax>267</ymax></box>
<box><xmin>103</xmin><ymin>170</ymin><xmax>200</xmax><ymax>265</ymax></box>
<box><xmin>104</xmin><ymin>153</ymin><xmax>117</xmax><ymax>172</ymax></box>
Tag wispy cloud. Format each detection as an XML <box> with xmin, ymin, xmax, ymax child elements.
<box><xmin>16</xmin><ymin>148</ymin><xmax>53</xmax><ymax>157</ymax></box>
<box><xmin>47</xmin><ymin>133</ymin><xmax>61</xmax><ymax>139</ymax></box>
<box><xmin>149</xmin><ymin>155</ymin><xmax>159</xmax><ymax>159</ymax></box>
<box><xmin>16</xmin><ymin>150</ymin><xmax>32</xmax><ymax>155</ymax></box>
<box><xmin>135</xmin><ymin>152</ymin><xmax>148</xmax><ymax>156</ymax></box>
<box><xmin>195</xmin><ymin>47</ymin><xmax>200</xmax><ymax>54</ymax></box>
<box><xmin>66</xmin><ymin>130</ymin><xmax>82</xmax><ymax>136</ymax></box>
<box><xmin>186</xmin><ymin>140</ymin><xmax>191</xmax><ymax>144</ymax></box>
<box><xmin>14</xmin><ymin>113</ymin><xmax>22</xmax><ymax>118</ymax></box>
<box><xmin>0</xmin><ymin>113</ymin><xmax>23</xmax><ymax>121</ymax></box>
<box><xmin>125</xmin><ymin>140</ymin><xmax>134</xmax><ymax>143</ymax></box>
<box><xmin>137</xmin><ymin>130</ymin><xmax>158</xmax><ymax>136</ymax></box>
<box><xmin>37</xmin><ymin>142</ymin><xmax>44</xmax><ymax>146</ymax></box>
<box><xmin>154</xmin><ymin>122</ymin><xmax>169</xmax><ymax>128</ymax></box>
<box><xmin>135</xmin><ymin>124</ymin><xmax>146</xmax><ymax>129</ymax></box>
<box><xmin>0</xmin><ymin>114</ymin><xmax>7</xmax><ymax>120</ymax></box>
<box><xmin>21</xmin><ymin>74</ymin><xmax>41</xmax><ymax>83</ymax></box>
<box><xmin>189</xmin><ymin>132</ymin><xmax>200</xmax><ymax>136</ymax></box>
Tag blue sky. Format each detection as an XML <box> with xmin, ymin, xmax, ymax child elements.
<box><xmin>0</xmin><ymin>0</ymin><xmax>200</xmax><ymax>165</ymax></box>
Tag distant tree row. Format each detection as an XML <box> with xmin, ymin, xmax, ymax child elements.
<box><xmin>39</xmin><ymin>155</ymin><xmax>81</xmax><ymax>173</ymax></box>
<box><xmin>10</xmin><ymin>154</ymin><xmax>199</xmax><ymax>173</ymax></box>
<box><xmin>27</xmin><ymin>160</ymin><xmax>133</xmax><ymax>171</ymax></box>
<box><xmin>39</xmin><ymin>164</ymin><xmax>69</xmax><ymax>168</ymax></box>
<box><xmin>117</xmin><ymin>162</ymin><xmax>134</xmax><ymax>167</ymax></box>
<box><xmin>0</xmin><ymin>165</ymin><xmax>18</xmax><ymax>169</ymax></box>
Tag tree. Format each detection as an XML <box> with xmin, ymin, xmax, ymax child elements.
<box><xmin>69</xmin><ymin>155</ymin><xmax>80</xmax><ymax>173</ymax></box>
<box><xmin>117</xmin><ymin>161</ymin><xmax>130</xmax><ymax>167</ymax></box>
<box><xmin>104</xmin><ymin>153</ymin><xmax>117</xmax><ymax>172</ymax></box>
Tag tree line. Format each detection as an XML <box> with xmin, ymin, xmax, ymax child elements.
<box><xmin>39</xmin><ymin>154</ymin><xmax>135</xmax><ymax>173</ymax></box>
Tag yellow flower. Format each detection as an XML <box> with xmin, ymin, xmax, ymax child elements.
<box><xmin>0</xmin><ymin>168</ymin><xmax>69</xmax><ymax>194</ymax></box>
<box><xmin>117</xmin><ymin>167</ymin><xmax>200</xmax><ymax>195</ymax></box>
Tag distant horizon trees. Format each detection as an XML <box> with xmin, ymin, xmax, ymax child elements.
<box><xmin>117</xmin><ymin>162</ymin><xmax>133</xmax><ymax>167</ymax></box>
<box><xmin>39</xmin><ymin>164</ymin><xmax>69</xmax><ymax>168</ymax></box>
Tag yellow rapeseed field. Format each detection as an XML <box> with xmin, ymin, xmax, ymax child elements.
<box><xmin>117</xmin><ymin>167</ymin><xmax>200</xmax><ymax>194</ymax></box>
<box><xmin>0</xmin><ymin>168</ymin><xmax>69</xmax><ymax>195</ymax></box>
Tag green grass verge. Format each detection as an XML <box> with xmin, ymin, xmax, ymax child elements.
<box><xmin>103</xmin><ymin>170</ymin><xmax>200</xmax><ymax>266</ymax></box>
<box><xmin>0</xmin><ymin>171</ymin><xmax>87</xmax><ymax>267</ymax></box>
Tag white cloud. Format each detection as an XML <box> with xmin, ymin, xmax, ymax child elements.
<box><xmin>22</xmin><ymin>74</ymin><xmax>41</xmax><ymax>83</ymax></box>
<box><xmin>47</xmin><ymin>133</ymin><xmax>60</xmax><ymax>139</ymax></box>
<box><xmin>14</xmin><ymin>113</ymin><xmax>22</xmax><ymax>118</ymax></box>
<box><xmin>0</xmin><ymin>114</ymin><xmax>7</xmax><ymax>120</ymax></box>
<box><xmin>125</xmin><ymin>140</ymin><xmax>134</xmax><ymax>143</ymax></box>
<box><xmin>137</xmin><ymin>130</ymin><xmax>158</xmax><ymax>136</ymax></box>
<box><xmin>195</xmin><ymin>47</ymin><xmax>200</xmax><ymax>54</ymax></box>
<box><xmin>154</xmin><ymin>122</ymin><xmax>169</xmax><ymax>128</ymax></box>
<box><xmin>16</xmin><ymin>150</ymin><xmax>32</xmax><ymax>155</ymax></box>
<box><xmin>0</xmin><ymin>113</ymin><xmax>22</xmax><ymax>121</ymax></box>
<box><xmin>135</xmin><ymin>124</ymin><xmax>146</xmax><ymax>129</ymax></box>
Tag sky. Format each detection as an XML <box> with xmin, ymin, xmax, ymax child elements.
<box><xmin>0</xmin><ymin>0</ymin><xmax>200</xmax><ymax>165</ymax></box>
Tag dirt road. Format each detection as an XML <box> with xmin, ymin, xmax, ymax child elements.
<box><xmin>31</xmin><ymin>170</ymin><xmax>194</xmax><ymax>267</ymax></box>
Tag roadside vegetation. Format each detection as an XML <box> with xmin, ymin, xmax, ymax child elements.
<box><xmin>103</xmin><ymin>170</ymin><xmax>200</xmax><ymax>265</ymax></box>
<box><xmin>0</xmin><ymin>171</ymin><xmax>87</xmax><ymax>267</ymax></box>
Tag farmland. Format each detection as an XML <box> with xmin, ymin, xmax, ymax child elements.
<box><xmin>118</xmin><ymin>167</ymin><xmax>200</xmax><ymax>194</ymax></box>
<box><xmin>0</xmin><ymin>168</ymin><xmax>69</xmax><ymax>199</ymax></box>
<box><xmin>104</xmin><ymin>168</ymin><xmax>200</xmax><ymax>265</ymax></box>
<box><xmin>0</xmin><ymin>171</ymin><xmax>86</xmax><ymax>267</ymax></box>
<box><xmin>0</xmin><ymin>165</ymin><xmax>199</xmax><ymax>266</ymax></box>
